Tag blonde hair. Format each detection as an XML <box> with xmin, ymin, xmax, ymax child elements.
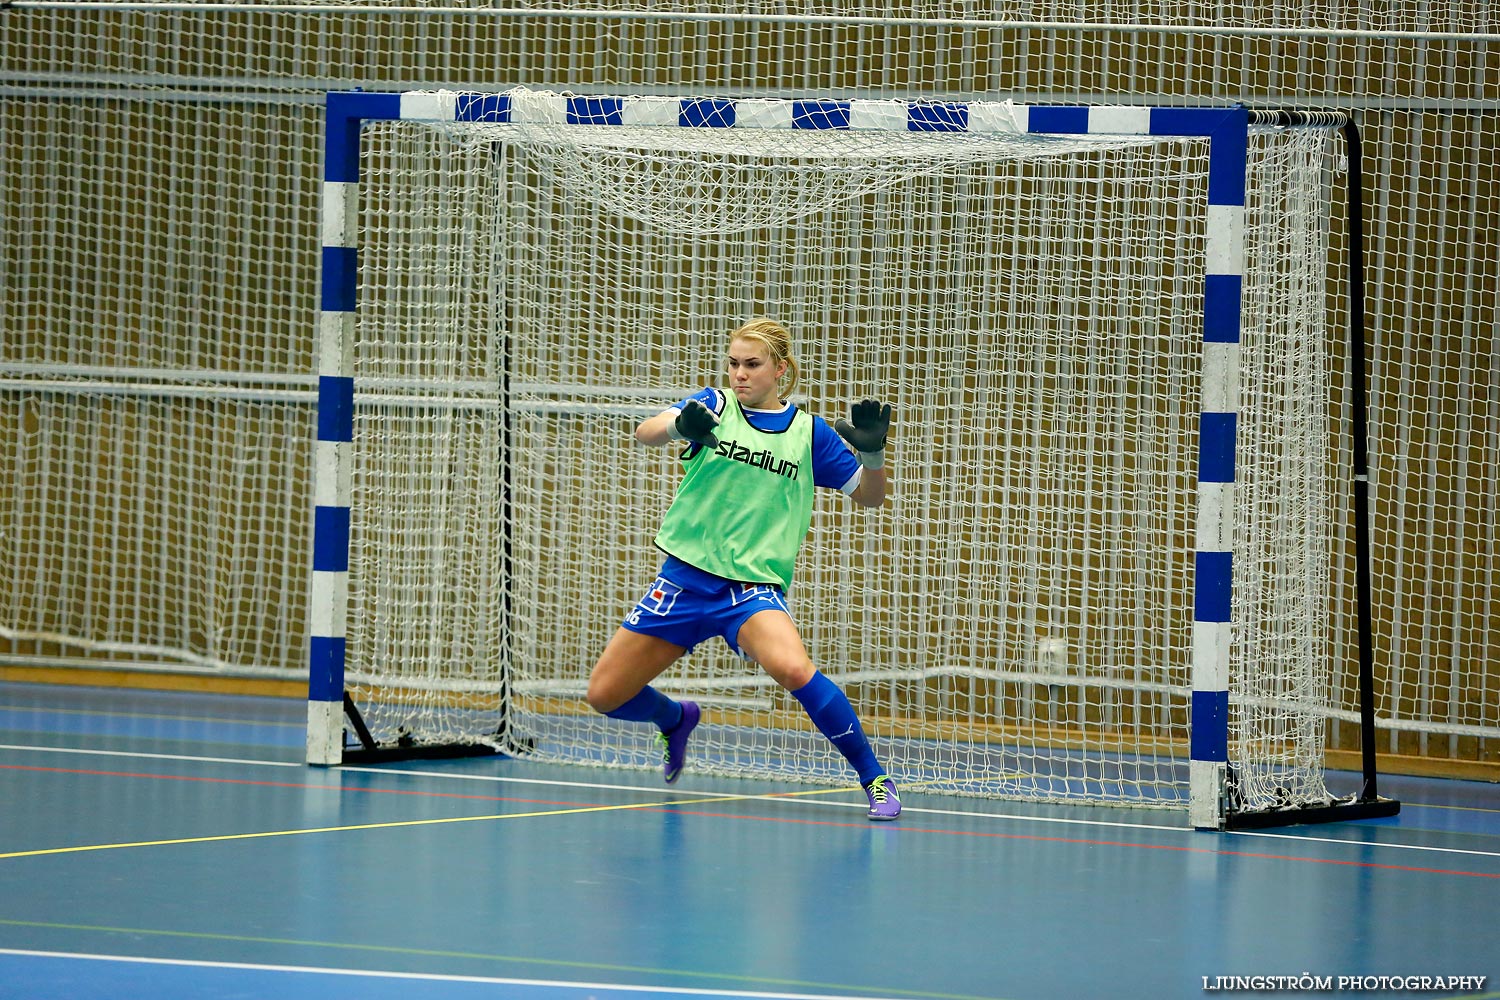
<box><xmin>728</xmin><ymin>317</ymin><xmax>800</xmax><ymax>400</ymax></box>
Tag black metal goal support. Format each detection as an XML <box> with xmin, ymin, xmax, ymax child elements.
<box><xmin>1229</xmin><ymin>110</ymin><xmax>1400</xmax><ymax>829</ymax></box>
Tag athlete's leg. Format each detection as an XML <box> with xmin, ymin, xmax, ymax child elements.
<box><xmin>586</xmin><ymin>626</ymin><xmax>685</xmax><ymax>717</ymax></box>
<box><xmin>586</xmin><ymin>627</ymin><xmax>700</xmax><ymax>784</ymax></box>
<box><xmin>732</xmin><ymin>607</ymin><xmax>814</xmax><ymax>690</ymax></box>
<box><xmin>736</xmin><ymin>609</ymin><xmax>882</xmax><ymax>783</ymax></box>
<box><xmin>735</xmin><ymin>609</ymin><xmax>900</xmax><ymax>818</ymax></box>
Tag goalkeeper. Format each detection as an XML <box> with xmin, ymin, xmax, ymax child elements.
<box><xmin>585</xmin><ymin>317</ymin><xmax>901</xmax><ymax>820</ymax></box>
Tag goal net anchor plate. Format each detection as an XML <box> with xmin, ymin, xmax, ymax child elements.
<box><xmin>338</xmin><ymin>692</ymin><xmax>535</xmax><ymax>764</ymax></box>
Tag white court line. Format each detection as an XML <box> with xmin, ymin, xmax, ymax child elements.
<box><xmin>1225</xmin><ymin>827</ymin><xmax>1500</xmax><ymax>859</ymax></box>
<box><xmin>0</xmin><ymin>949</ymin><xmax>909</xmax><ymax>1000</ymax></box>
<box><xmin>4</xmin><ymin>742</ymin><xmax>1498</xmax><ymax>862</ymax></box>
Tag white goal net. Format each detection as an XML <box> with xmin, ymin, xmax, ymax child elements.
<box><xmin>339</xmin><ymin>91</ymin><xmax>1345</xmax><ymax>814</ymax></box>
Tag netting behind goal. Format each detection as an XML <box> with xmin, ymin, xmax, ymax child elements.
<box><xmin>329</xmin><ymin>91</ymin><xmax>1344</xmax><ymax>819</ymax></box>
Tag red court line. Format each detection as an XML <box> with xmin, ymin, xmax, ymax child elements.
<box><xmin>4</xmin><ymin>763</ymin><xmax>1497</xmax><ymax>880</ymax></box>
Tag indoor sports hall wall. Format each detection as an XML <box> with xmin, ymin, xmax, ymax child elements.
<box><xmin>0</xmin><ymin>1</ymin><xmax>1494</xmax><ymax>775</ymax></box>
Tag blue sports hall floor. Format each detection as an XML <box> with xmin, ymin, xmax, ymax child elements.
<box><xmin>0</xmin><ymin>680</ymin><xmax>1496</xmax><ymax>1000</ymax></box>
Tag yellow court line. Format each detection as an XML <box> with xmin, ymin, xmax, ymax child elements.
<box><xmin>0</xmin><ymin>786</ymin><xmax>854</xmax><ymax>861</ymax></box>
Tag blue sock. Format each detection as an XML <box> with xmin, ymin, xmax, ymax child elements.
<box><xmin>792</xmin><ymin>671</ymin><xmax>885</xmax><ymax>786</ymax></box>
<box><xmin>604</xmin><ymin>686</ymin><xmax>684</xmax><ymax>731</ymax></box>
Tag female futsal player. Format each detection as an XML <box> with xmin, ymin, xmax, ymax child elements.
<box><xmin>584</xmin><ymin>318</ymin><xmax>900</xmax><ymax>820</ymax></box>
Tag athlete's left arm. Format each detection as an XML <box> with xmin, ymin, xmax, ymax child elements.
<box><xmin>811</xmin><ymin>415</ymin><xmax>888</xmax><ymax>509</ymax></box>
<box><xmin>836</xmin><ymin>400</ymin><xmax>890</xmax><ymax>509</ymax></box>
<box><xmin>849</xmin><ymin>463</ymin><xmax>888</xmax><ymax>509</ymax></box>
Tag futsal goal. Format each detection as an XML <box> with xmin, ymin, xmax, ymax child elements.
<box><xmin>307</xmin><ymin>88</ymin><xmax>1398</xmax><ymax>830</ymax></box>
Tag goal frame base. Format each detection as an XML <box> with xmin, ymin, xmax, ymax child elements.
<box><xmin>1225</xmin><ymin>795</ymin><xmax>1401</xmax><ymax>830</ymax></box>
<box><xmin>330</xmin><ymin>692</ymin><xmax>536</xmax><ymax>766</ymax></box>
<box><xmin>339</xmin><ymin>743</ymin><xmax>512</xmax><ymax>765</ymax></box>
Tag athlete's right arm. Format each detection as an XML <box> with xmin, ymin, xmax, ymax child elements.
<box><xmin>635</xmin><ymin>409</ymin><xmax>680</xmax><ymax>447</ymax></box>
<box><xmin>636</xmin><ymin>391</ymin><xmax>720</xmax><ymax>448</ymax></box>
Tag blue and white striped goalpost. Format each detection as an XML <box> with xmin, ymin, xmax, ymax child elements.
<box><xmin>307</xmin><ymin>90</ymin><xmax>1249</xmax><ymax>828</ymax></box>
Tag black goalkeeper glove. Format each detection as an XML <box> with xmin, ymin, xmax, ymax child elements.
<box><xmin>672</xmin><ymin>398</ymin><xmax>721</xmax><ymax>448</ymax></box>
<box><xmin>835</xmin><ymin>399</ymin><xmax>891</xmax><ymax>469</ymax></box>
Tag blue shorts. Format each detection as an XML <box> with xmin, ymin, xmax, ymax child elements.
<box><xmin>620</xmin><ymin>573</ymin><xmax>790</xmax><ymax>656</ymax></box>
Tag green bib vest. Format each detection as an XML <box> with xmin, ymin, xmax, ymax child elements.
<box><xmin>654</xmin><ymin>396</ymin><xmax>815</xmax><ymax>590</ymax></box>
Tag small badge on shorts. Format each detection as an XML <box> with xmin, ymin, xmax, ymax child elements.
<box><xmin>637</xmin><ymin>577</ymin><xmax>684</xmax><ymax>616</ymax></box>
<box><xmin>731</xmin><ymin>583</ymin><xmax>783</xmax><ymax>608</ymax></box>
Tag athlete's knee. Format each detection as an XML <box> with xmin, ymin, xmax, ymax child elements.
<box><xmin>759</xmin><ymin>654</ymin><xmax>816</xmax><ymax>691</ymax></box>
<box><xmin>585</xmin><ymin>672</ymin><xmax>628</xmax><ymax>714</ymax></box>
